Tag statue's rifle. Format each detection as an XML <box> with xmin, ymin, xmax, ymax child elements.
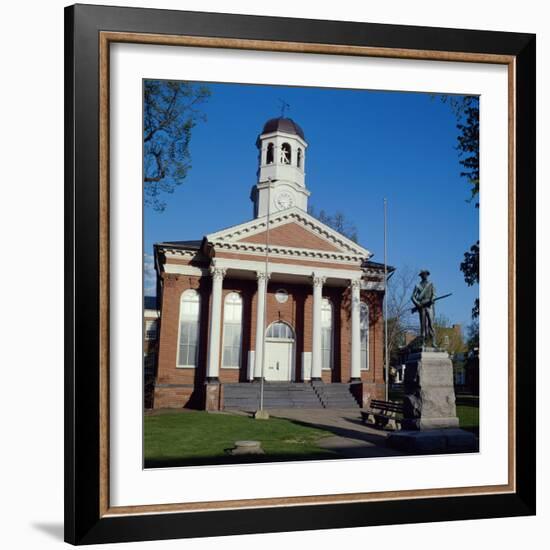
<box><xmin>411</xmin><ymin>292</ymin><xmax>452</xmax><ymax>314</ymax></box>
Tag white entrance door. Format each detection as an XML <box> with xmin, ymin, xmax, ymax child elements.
<box><xmin>264</xmin><ymin>341</ymin><xmax>293</xmax><ymax>381</ymax></box>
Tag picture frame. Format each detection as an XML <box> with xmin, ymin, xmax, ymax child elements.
<box><xmin>64</xmin><ymin>3</ymin><xmax>536</xmax><ymax>545</ymax></box>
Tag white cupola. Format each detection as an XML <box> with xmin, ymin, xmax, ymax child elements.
<box><xmin>250</xmin><ymin>117</ymin><xmax>310</xmax><ymax>218</ymax></box>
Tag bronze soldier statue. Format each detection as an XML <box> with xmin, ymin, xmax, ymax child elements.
<box><xmin>411</xmin><ymin>269</ymin><xmax>437</xmax><ymax>348</ymax></box>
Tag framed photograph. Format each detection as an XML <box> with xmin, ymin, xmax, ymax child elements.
<box><xmin>65</xmin><ymin>3</ymin><xmax>536</xmax><ymax>545</ymax></box>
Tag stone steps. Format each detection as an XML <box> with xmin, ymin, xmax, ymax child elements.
<box><xmin>223</xmin><ymin>382</ymin><xmax>323</xmax><ymax>410</ymax></box>
<box><xmin>312</xmin><ymin>383</ymin><xmax>360</xmax><ymax>409</ymax></box>
<box><xmin>223</xmin><ymin>382</ymin><xmax>359</xmax><ymax>410</ymax></box>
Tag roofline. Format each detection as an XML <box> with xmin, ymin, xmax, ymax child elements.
<box><xmin>363</xmin><ymin>261</ymin><xmax>396</xmax><ymax>272</ymax></box>
<box><xmin>155</xmin><ymin>241</ymin><xmax>201</xmax><ymax>251</ymax></box>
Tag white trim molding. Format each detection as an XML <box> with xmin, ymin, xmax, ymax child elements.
<box><xmin>213</xmin><ymin>257</ymin><xmax>362</xmax><ymax>282</ymax></box>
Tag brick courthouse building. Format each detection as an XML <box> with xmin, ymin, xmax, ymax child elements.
<box><xmin>152</xmin><ymin>117</ymin><xmax>389</xmax><ymax>410</ymax></box>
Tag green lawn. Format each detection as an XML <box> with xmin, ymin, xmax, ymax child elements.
<box><xmin>456</xmin><ymin>395</ymin><xmax>479</xmax><ymax>435</ymax></box>
<box><xmin>144</xmin><ymin>411</ymin><xmax>337</xmax><ymax>468</ymax></box>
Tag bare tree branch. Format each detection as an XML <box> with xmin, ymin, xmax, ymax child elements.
<box><xmin>386</xmin><ymin>266</ymin><xmax>418</xmax><ymax>361</ymax></box>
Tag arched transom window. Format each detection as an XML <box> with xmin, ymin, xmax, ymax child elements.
<box><xmin>266</xmin><ymin>321</ymin><xmax>294</xmax><ymax>340</ymax></box>
<box><xmin>321</xmin><ymin>298</ymin><xmax>333</xmax><ymax>370</ymax></box>
<box><xmin>222</xmin><ymin>292</ymin><xmax>243</xmax><ymax>368</ymax></box>
<box><xmin>360</xmin><ymin>302</ymin><xmax>369</xmax><ymax>370</ymax></box>
<box><xmin>177</xmin><ymin>289</ymin><xmax>201</xmax><ymax>368</ymax></box>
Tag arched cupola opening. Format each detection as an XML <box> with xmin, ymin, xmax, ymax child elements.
<box><xmin>266</xmin><ymin>142</ymin><xmax>274</xmax><ymax>165</ymax></box>
<box><xmin>280</xmin><ymin>143</ymin><xmax>292</xmax><ymax>165</ymax></box>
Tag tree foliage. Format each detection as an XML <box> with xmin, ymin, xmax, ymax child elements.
<box><xmin>466</xmin><ymin>319</ymin><xmax>479</xmax><ymax>351</ymax></box>
<box><xmin>144</xmin><ymin>80</ymin><xmax>211</xmax><ymax>211</ymax></box>
<box><xmin>308</xmin><ymin>206</ymin><xmax>359</xmax><ymax>242</ymax></box>
<box><xmin>443</xmin><ymin>95</ymin><xmax>480</xmax><ymax>318</ymax></box>
<box><xmin>452</xmin><ymin>96</ymin><xmax>480</xmax><ymax>206</ymax></box>
<box><xmin>460</xmin><ymin>240</ymin><xmax>480</xmax><ymax>318</ymax></box>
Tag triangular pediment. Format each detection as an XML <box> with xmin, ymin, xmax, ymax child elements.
<box><xmin>239</xmin><ymin>222</ymin><xmax>341</xmax><ymax>252</ymax></box>
<box><xmin>206</xmin><ymin>207</ymin><xmax>371</xmax><ymax>260</ymax></box>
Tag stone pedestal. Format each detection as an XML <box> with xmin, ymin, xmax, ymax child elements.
<box><xmin>386</xmin><ymin>348</ymin><xmax>478</xmax><ymax>454</ymax></box>
<box><xmin>402</xmin><ymin>348</ymin><xmax>459</xmax><ymax>430</ymax></box>
<box><xmin>204</xmin><ymin>382</ymin><xmax>222</xmax><ymax>411</ymax></box>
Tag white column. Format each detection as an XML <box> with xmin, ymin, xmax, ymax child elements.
<box><xmin>350</xmin><ymin>278</ymin><xmax>362</xmax><ymax>381</ymax></box>
<box><xmin>253</xmin><ymin>271</ymin><xmax>270</xmax><ymax>380</ymax></box>
<box><xmin>311</xmin><ymin>274</ymin><xmax>326</xmax><ymax>380</ymax></box>
<box><xmin>206</xmin><ymin>266</ymin><xmax>226</xmax><ymax>381</ymax></box>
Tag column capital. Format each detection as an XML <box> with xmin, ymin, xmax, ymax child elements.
<box><xmin>210</xmin><ymin>266</ymin><xmax>227</xmax><ymax>281</ymax></box>
<box><xmin>350</xmin><ymin>278</ymin><xmax>362</xmax><ymax>291</ymax></box>
<box><xmin>312</xmin><ymin>274</ymin><xmax>326</xmax><ymax>288</ymax></box>
<box><xmin>256</xmin><ymin>270</ymin><xmax>271</xmax><ymax>282</ymax></box>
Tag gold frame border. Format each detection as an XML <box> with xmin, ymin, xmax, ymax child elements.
<box><xmin>98</xmin><ymin>32</ymin><xmax>517</xmax><ymax>518</ymax></box>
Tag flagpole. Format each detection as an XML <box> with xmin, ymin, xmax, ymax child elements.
<box><xmin>259</xmin><ymin>177</ymin><xmax>272</xmax><ymax>413</ymax></box>
<box><xmin>384</xmin><ymin>198</ymin><xmax>389</xmax><ymax>401</ymax></box>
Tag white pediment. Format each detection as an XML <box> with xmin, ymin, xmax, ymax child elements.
<box><xmin>206</xmin><ymin>207</ymin><xmax>372</xmax><ymax>262</ymax></box>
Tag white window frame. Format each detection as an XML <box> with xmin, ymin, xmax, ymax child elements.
<box><xmin>176</xmin><ymin>289</ymin><xmax>201</xmax><ymax>369</ymax></box>
<box><xmin>222</xmin><ymin>292</ymin><xmax>243</xmax><ymax>369</ymax></box>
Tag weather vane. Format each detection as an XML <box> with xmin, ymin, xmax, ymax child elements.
<box><xmin>278</xmin><ymin>98</ymin><xmax>290</xmax><ymax>118</ymax></box>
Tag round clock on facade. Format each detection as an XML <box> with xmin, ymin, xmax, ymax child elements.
<box><xmin>275</xmin><ymin>289</ymin><xmax>289</xmax><ymax>303</ymax></box>
<box><xmin>275</xmin><ymin>191</ymin><xmax>294</xmax><ymax>210</ymax></box>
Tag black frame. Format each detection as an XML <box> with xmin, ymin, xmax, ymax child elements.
<box><xmin>65</xmin><ymin>3</ymin><xmax>536</xmax><ymax>545</ymax></box>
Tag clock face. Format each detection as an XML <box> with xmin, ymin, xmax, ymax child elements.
<box><xmin>275</xmin><ymin>191</ymin><xmax>294</xmax><ymax>211</ymax></box>
<box><xmin>275</xmin><ymin>289</ymin><xmax>289</xmax><ymax>303</ymax></box>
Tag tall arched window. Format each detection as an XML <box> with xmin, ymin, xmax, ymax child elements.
<box><xmin>266</xmin><ymin>142</ymin><xmax>274</xmax><ymax>164</ymax></box>
<box><xmin>360</xmin><ymin>302</ymin><xmax>369</xmax><ymax>370</ymax></box>
<box><xmin>177</xmin><ymin>289</ymin><xmax>201</xmax><ymax>367</ymax></box>
<box><xmin>222</xmin><ymin>292</ymin><xmax>243</xmax><ymax>368</ymax></box>
<box><xmin>280</xmin><ymin>143</ymin><xmax>291</xmax><ymax>164</ymax></box>
<box><xmin>297</xmin><ymin>148</ymin><xmax>303</xmax><ymax>168</ymax></box>
<box><xmin>321</xmin><ymin>298</ymin><xmax>333</xmax><ymax>370</ymax></box>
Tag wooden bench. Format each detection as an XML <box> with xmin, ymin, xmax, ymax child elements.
<box><xmin>361</xmin><ymin>399</ymin><xmax>404</xmax><ymax>431</ymax></box>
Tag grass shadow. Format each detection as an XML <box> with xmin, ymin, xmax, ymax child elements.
<box><xmin>145</xmin><ymin>449</ymin><xmax>338</xmax><ymax>468</ymax></box>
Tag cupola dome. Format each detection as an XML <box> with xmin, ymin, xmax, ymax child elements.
<box><xmin>261</xmin><ymin>117</ymin><xmax>305</xmax><ymax>140</ymax></box>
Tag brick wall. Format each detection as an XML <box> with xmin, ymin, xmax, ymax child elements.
<box><xmin>239</xmin><ymin>222</ymin><xmax>341</xmax><ymax>252</ymax></box>
<box><xmin>153</xmin><ymin>270</ymin><xmax>385</xmax><ymax>408</ymax></box>
<box><xmin>154</xmin><ymin>274</ymin><xmax>209</xmax><ymax>408</ymax></box>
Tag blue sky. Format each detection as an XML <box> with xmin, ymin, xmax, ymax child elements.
<box><xmin>144</xmin><ymin>82</ymin><xmax>479</xmax><ymax>329</ymax></box>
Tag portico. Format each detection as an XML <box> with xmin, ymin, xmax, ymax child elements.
<box><xmin>198</xmin><ymin>259</ymin><xmax>365</xmax><ymax>384</ymax></box>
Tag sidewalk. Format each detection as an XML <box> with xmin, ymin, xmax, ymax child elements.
<box><xmin>266</xmin><ymin>408</ymin><xmax>406</xmax><ymax>459</ymax></box>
